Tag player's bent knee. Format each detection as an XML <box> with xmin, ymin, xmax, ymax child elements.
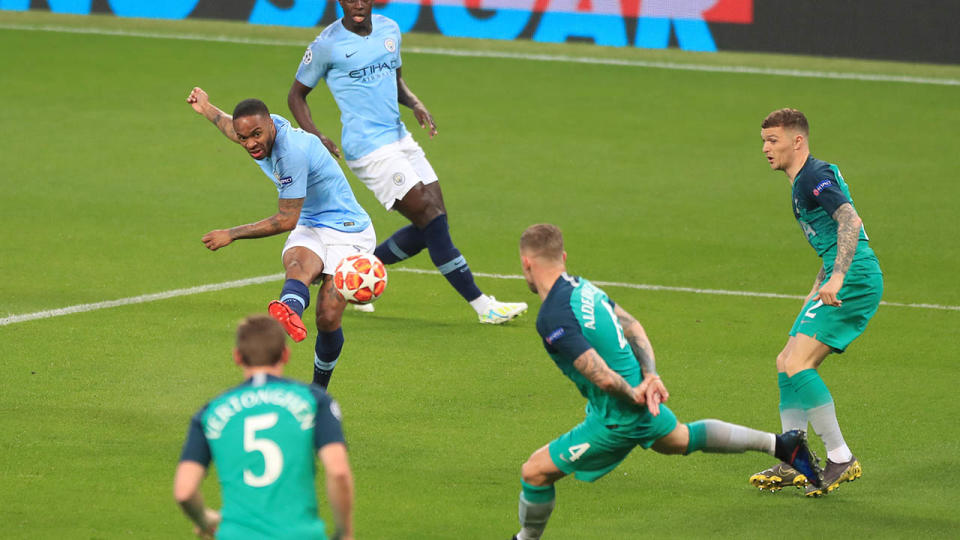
<box><xmin>651</xmin><ymin>423</ymin><xmax>689</xmax><ymax>455</ymax></box>
<box><xmin>521</xmin><ymin>460</ymin><xmax>548</xmax><ymax>486</ymax></box>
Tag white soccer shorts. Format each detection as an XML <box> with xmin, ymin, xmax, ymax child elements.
<box><xmin>345</xmin><ymin>134</ymin><xmax>439</xmax><ymax>210</ymax></box>
<box><xmin>281</xmin><ymin>223</ymin><xmax>376</xmax><ymax>278</ymax></box>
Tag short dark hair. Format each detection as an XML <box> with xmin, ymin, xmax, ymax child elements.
<box><xmin>520</xmin><ymin>223</ymin><xmax>564</xmax><ymax>261</ymax></box>
<box><xmin>762</xmin><ymin>108</ymin><xmax>809</xmax><ymax>135</ymax></box>
<box><xmin>233</xmin><ymin>98</ymin><xmax>270</xmax><ymax>120</ymax></box>
<box><xmin>235</xmin><ymin>315</ymin><xmax>286</xmax><ymax>367</ymax></box>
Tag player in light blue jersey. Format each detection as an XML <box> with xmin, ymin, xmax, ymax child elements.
<box><xmin>287</xmin><ymin>0</ymin><xmax>527</xmax><ymax>325</ymax></box>
<box><xmin>754</xmin><ymin>108</ymin><xmax>883</xmax><ymax>497</ymax></box>
<box><xmin>174</xmin><ymin>315</ymin><xmax>354</xmax><ymax>540</ymax></box>
<box><xmin>187</xmin><ymin>87</ymin><xmax>375</xmax><ymax>388</ymax></box>
<box><xmin>512</xmin><ymin>224</ymin><xmax>821</xmax><ymax>539</ymax></box>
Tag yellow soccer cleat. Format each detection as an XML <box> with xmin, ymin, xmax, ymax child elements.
<box><xmin>749</xmin><ymin>462</ymin><xmax>809</xmax><ymax>492</ymax></box>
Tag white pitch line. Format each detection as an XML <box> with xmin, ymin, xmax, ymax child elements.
<box><xmin>0</xmin><ymin>273</ymin><xmax>283</xmax><ymax>326</ymax></box>
<box><xmin>1</xmin><ymin>267</ymin><xmax>957</xmax><ymax>327</ymax></box>
<box><xmin>1</xmin><ymin>22</ymin><xmax>958</xmax><ymax>87</ymax></box>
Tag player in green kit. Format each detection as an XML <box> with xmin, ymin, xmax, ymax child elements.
<box><xmin>512</xmin><ymin>224</ymin><xmax>822</xmax><ymax>539</ymax></box>
<box><xmin>752</xmin><ymin>108</ymin><xmax>883</xmax><ymax>496</ymax></box>
<box><xmin>174</xmin><ymin>315</ymin><xmax>354</xmax><ymax>539</ymax></box>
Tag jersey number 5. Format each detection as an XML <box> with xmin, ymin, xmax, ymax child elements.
<box><xmin>243</xmin><ymin>413</ymin><xmax>284</xmax><ymax>487</ymax></box>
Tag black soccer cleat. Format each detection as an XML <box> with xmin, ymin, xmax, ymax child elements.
<box><xmin>774</xmin><ymin>429</ymin><xmax>823</xmax><ymax>489</ymax></box>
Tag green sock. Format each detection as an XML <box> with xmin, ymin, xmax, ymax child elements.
<box><xmin>518</xmin><ymin>481</ymin><xmax>556</xmax><ymax>540</ymax></box>
<box><xmin>789</xmin><ymin>369</ymin><xmax>833</xmax><ymax>409</ymax></box>
<box><xmin>685</xmin><ymin>421</ymin><xmax>708</xmax><ymax>455</ymax></box>
<box><xmin>520</xmin><ymin>480</ymin><xmax>555</xmax><ymax>504</ymax></box>
<box><xmin>778</xmin><ymin>372</ymin><xmax>807</xmax><ymax>432</ymax></box>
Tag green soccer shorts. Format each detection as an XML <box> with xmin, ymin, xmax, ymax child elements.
<box><xmin>548</xmin><ymin>406</ymin><xmax>678</xmax><ymax>482</ymax></box>
<box><xmin>789</xmin><ymin>272</ymin><xmax>883</xmax><ymax>352</ymax></box>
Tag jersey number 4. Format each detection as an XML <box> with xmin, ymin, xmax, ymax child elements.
<box><xmin>243</xmin><ymin>413</ymin><xmax>284</xmax><ymax>487</ymax></box>
<box><xmin>567</xmin><ymin>443</ymin><xmax>591</xmax><ymax>462</ymax></box>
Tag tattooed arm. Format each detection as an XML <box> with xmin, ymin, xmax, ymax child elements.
<box><xmin>201</xmin><ymin>198</ymin><xmax>303</xmax><ymax>251</ymax></box>
<box><xmin>614</xmin><ymin>305</ymin><xmax>657</xmax><ymax>377</ymax></box>
<box><xmin>806</xmin><ymin>266</ymin><xmax>827</xmax><ymax>302</ymax></box>
<box><xmin>187</xmin><ymin>87</ymin><xmax>240</xmax><ymax>143</ymax></box>
<box><xmin>572</xmin><ymin>349</ymin><xmax>637</xmax><ymax>404</ymax></box>
<box><xmin>613</xmin><ymin>304</ymin><xmax>669</xmax><ymax>415</ymax></box>
<box><xmin>817</xmin><ymin>203</ymin><xmax>862</xmax><ymax>307</ymax></box>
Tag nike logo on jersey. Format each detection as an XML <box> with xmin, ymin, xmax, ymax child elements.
<box><xmin>346</xmin><ymin>50</ymin><xmax>358</xmax><ymax>57</ymax></box>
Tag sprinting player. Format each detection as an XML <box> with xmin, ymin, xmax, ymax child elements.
<box><xmin>512</xmin><ymin>224</ymin><xmax>822</xmax><ymax>539</ymax></box>
<box><xmin>753</xmin><ymin>108</ymin><xmax>883</xmax><ymax>496</ymax></box>
<box><xmin>287</xmin><ymin>0</ymin><xmax>527</xmax><ymax>324</ymax></box>
<box><xmin>188</xmin><ymin>87</ymin><xmax>374</xmax><ymax>388</ymax></box>
<box><xmin>174</xmin><ymin>315</ymin><xmax>354</xmax><ymax>540</ymax></box>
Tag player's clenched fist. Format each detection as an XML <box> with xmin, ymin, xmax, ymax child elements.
<box><xmin>187</xmin><ymin>87</ymin><xmax>210</xmax><ymax>115</ymax></box>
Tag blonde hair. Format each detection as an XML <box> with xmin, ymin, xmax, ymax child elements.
<box><xmin>520</xmin><ymin>223</ymin><xmax>564</xmax><ymax>261</ymax></box>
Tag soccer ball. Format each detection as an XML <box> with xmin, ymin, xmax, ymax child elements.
<box><xmin>333</xmin><ymin>253</ymin><xmax>387</xmax><ymax>304</ymax></box>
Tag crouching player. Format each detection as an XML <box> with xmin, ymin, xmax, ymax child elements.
<box><xmin>511</xmin><ymin>224</ymin><xmax>822</xmax><ymax>539</ymax></box>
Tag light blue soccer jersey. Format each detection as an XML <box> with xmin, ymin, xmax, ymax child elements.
<box><xmin>256</xmin><ymin>115</ymin><xmax>370</xmax><ymax>232</ymax></box>
<box><xmin>295</xmin><ymin>15</ymin><xmax>408</xmax><ymax>161</ymax></box>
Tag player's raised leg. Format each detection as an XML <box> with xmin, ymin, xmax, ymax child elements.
<box><xmin>653</xmin><ymin>421</ymin><xmax>823</xmax><ymax>489</ymax></box>
<box><xmin>313</xmin><ymin>276</ymin><xmax>347</xmax><ymax>388</ymax></box>
<box><xmin>269</xmin><ymin>246</ymin><xmax>324</xmax><ymax>342</ymax></box>
<box><xmin>513</xmin><ymin>445</ymin><xmax>565</xmax><ymax>540</ymax></box>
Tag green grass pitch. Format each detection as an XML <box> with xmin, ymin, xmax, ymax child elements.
<box><xmin>1</xmin><ymin>11</ymin><xmax>959</xmax><ymax>539</ymax></box>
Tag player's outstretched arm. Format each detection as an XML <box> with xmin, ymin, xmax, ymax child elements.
<box><xmin>201</xmin><ymin>198</ymin><xmax>303</xmax><ymax>251</ymax></box>
<box><xmin>173</xmin><ymin>461</ymin><xmax>221</xmax><ymax>538</ymax></box>
<box><xmin>817</xmin><ymin>202</ymin><xmax>863</xmax><ymax>307</ymax></box>
<box><xmin>186</xmin><ymin>87</ymin><xmax>240</xmax><ymax>144</ymax></box>
<box><xmin>287</xmin><ymin>80</ymin><xmax>341</xmax><ymax>158</ymax></box>
<box><xmin>319</xmin><ymin>443</ymin><xmax>354</xmax><ymax>540</ymax></box>
<box><xmin>396</xmin><ymin>68</ymin><xmax>437</xmax><ymax>138</ymax></box>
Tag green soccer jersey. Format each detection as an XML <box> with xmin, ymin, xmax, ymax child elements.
<box><xmin>180</xmin><ymin>374</ymin><xmax>345</xmax><ymax>540</ymax></box>
<box><xmin>791</xmin><ymin>156</ymin><xmax>881</xmax><ymax>276</ymax></box>
<box><xmin>537</xmin><ymin>273</ymin><xmax>644</xmax><ymax>426</ymax></box>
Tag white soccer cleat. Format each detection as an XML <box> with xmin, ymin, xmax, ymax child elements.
<box><xmin>478</xmin><ymin>297</ymin><xmax>528</xmax><ymax>324</ymax></box>
<box><xmin>351</xmin><ymin>302</ymin><xmax>375</xmax><ymax>313</ymax></box>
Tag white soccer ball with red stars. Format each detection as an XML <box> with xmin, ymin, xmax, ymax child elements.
<box><xmin>333</xmin><ymin>253</ymin><xmax>387</xmax><ymax>304</ymax></box>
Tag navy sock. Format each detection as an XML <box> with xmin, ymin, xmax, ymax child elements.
<box><xmin>422</xmin><ymin>214</ymin><xmax>483</xmax><ymax>302</ymax></box>
<box><xmin>374</xmin><ymin>224</ymin><xmax>427</xmax><ymax>265</ymax></box>
<box><xmin>313</xmin><ymin>327</ymin><xmax>344</xmax><ymax>388</ymax></box>
<box><xmin>279</xmin><ymin>279</ymin><xmax>310</xmax><ymax>317</ymax></box>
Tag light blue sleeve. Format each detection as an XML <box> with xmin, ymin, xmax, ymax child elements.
<box><xmin>295</xmin><ymin>38</ymin><xmax>329</xmax><ymax>88</ymax></box>
<box><xmin>276</xmin><ymin>149</ymin><xmax>309</xmax><ymax>200</ymax></box>
<box><xmin>394</xmin><ymin>20</ymin><xmax>403</xmax><ymax>68</ymax></box>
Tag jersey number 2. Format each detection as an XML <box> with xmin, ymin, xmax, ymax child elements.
<box><xmin>243</xmin><ymin>413</ymin><xmax>284</xmax><ymax>488</ymax></box>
